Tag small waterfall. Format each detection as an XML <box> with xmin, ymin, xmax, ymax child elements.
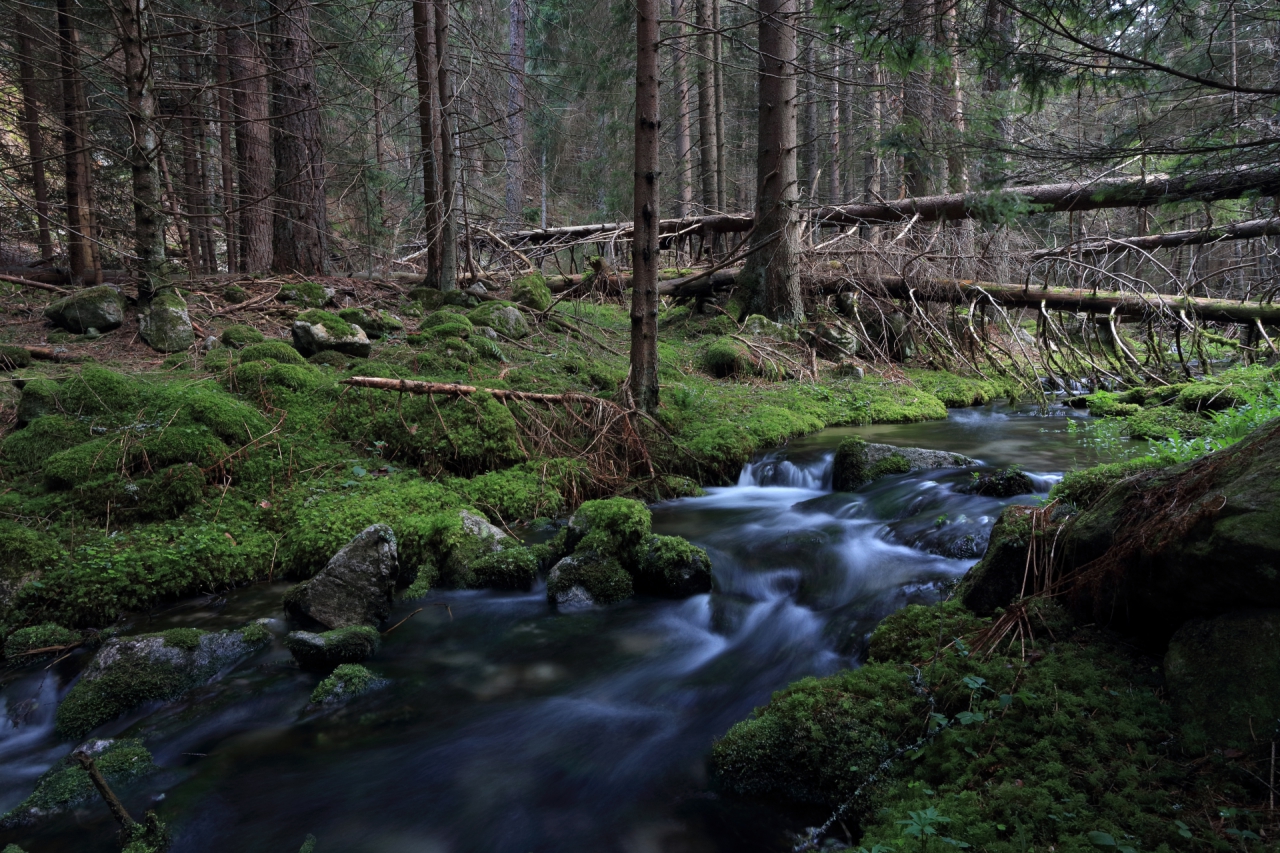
<box><xmin>736</xmin><ymin>451</ymin><xmax>834</xmax><ymax>490</ymax></box>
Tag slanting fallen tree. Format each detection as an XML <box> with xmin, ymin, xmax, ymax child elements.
<box><xmin>1027</xmin><ymin>216</ymin><xmax>1280</xmax><ymax>259</ymax></box>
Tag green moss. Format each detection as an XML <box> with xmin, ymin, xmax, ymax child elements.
<box><xmin>160</xmin><ymin>627</ymin><xmax>203</xmax><ymax>650</ymax></box>
<box><xmin>636</xmin><ymin>534</ymin><xmax>712</xmax><ymax>596</ymax></box>
<box><xmin>1122</xmin><ymin>404</ymin><xmax>1207</xmax><ymax>440</ymax></box>
<box><xmin>1083</xmin><ymin>390</ymin><xmax>1142</xmax><ymax>418</ymax></box>
<box><xmin>42</xmin><ymin>438</ymin><xmax>124</xmax><ymax>489</ymax></box>
<box><xmin>220</xmin><ymin>324</ymin><xmax>266</xmax><ymax>348</ymax></box>
<box><xmin>903</xmin><ymin>369</ymin><xmax>1016</xmax><ymax>408</ymax></box>
<box><xmin>297</xmin><ymin>309</ymin><xmax>357</xmax><ymax>339</ymax></box>
<box><xmin>421</xmin><ymin>310</ymin><xmax>474</xmax><ymax>331</ymax></box>
<box><xmin>511</xmin><ymin>272</ymin><xmax>552</xmax><ymax>311</ymax></box>
<box><xmin>201</xmin><ymin>348</ymin><xmax>233</xmax><ymax>372</ymax></box>
<box><xmin>470</xmin><ymin>546</ymin><xmax>539</xmax><ymax>590</ymax></box>
<box><xmin>238</xmin><ymin>340</ymin><xmax>307</xmax><ymax>365</ymax></box>
<box><xmin>0</xmin><ymin>740</ymin><xmax>155</xmax><ymax>827</ymax></box>
<box><xmin>1177</xmin><ymin>382</ymin><xmax>1246</xmax><ymax>412</ymax></box>
<box><xmin>1</xmin><ymin>415</ymin><xmax>88</xmax><ymax>472</ymax></box>
<box><xmin>546</xmin><ymin>552</ymin><xmax>634</xmax><ymax>605</ymax></box>
<box><xmin>866</xmin><ymin>600</ymin><xmax>984</xmax><ymax>664</ymax></box>
<box><xmin>832</xmin><ymin>436</ymin><xmax>869</xmax><ymax>491</ymax></box>
<box><xmin>702</xmin><ymin>336</ymin><xmax>753</xmax><ymax>378</ymax></box>
<box><xmin>240</xmin><ymin>621</ymin><xmax>272</xmax><ymax>647</ymax></box>
<box><xmin>308</xmin><ymin>350</ymin><xmax>351</xmax><ymax>367</ymax></box>
<box><xmin>867</xmin><ymin>452</ymin><xmax>911</xmax><ymax>480</ymax></box>
<box><xmin>338</xmin><ymin>307</ymin><xmax>402</xmax><ymax>338</ymax></box>
<box><xmin>569</xmin><ymin>498</ymin><xmax>652</xmax><ymax>566</ymax></box>
<box><xmin>4</xmin><ymin>622</ymin><xmax>78</xmax><ymax>657</ymax></box>
<box><xmin>311</xmin><ymin>663</ymin><xmax>380</xmax><ymax>704</ymax></box>
<box><xmin>449</xmin><ymin>458</ymin><xmax>584</xmax><ymax>522</ymax></box>
<box><xmin>1050</xmin><ymin>457</ymin><xmax>1167</xmax><ymax>509</ymax></box>
<box><xmin>0</xmin><ymin>344</ymin><xmax>32</xmax><ymax>369</ymax></box>
<box><xmin>285</xmin><ymin>625</ymin><xmax>380</xmax><ymax>671</ymax></box>
<box><xmin>279</xmin><ymin>280</ymin><xmax>328</xmax><ymax>308</ymax></box>
<box><xmin>223</xmin><ymin>284</ymin><xmax>249</xmax><ymax>304</ymax></box>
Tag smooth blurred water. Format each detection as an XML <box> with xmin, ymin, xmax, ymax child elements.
<box><xmin>0</xmin><ymin>403</ymin><xmax>1104</xmax><ymax>853</ymax></box>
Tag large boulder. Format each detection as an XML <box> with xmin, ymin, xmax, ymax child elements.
<box><xmin>511</xmin><ymin>272</ymin><xmax>552</xmax><ymax>311</ymax></box>
<box><xmin>43</xmin><ymin>285</ymin><xmax>126</xmax><ymax>334</ymax></box>
<box><xmin>284</xmin><ymin>524</ymin><xmax>404</xmax><ymax>629</ymax></box>
<box><xmin>338</xmin><ymin>307</ymin><xmax>403</xmax><ymax>339</ymax></box>
<box><xmin>636</xmin><ymin>534</ymin><xmax>713</xmax><ymax>597</ymax></box>
<box><xmin>55</xmin><ymin>624</ymin><xmax>271</xmax><ymax>738</ymax></box>
<box><xmin>832</xmin><ymin>437</ymin><xmax>974</xmax><ymax>491</ymax></box>
<box><xmin>1164</xmin><ymin>609</ymin><xmax>1280</xmax><ymax>751</ymax></box>
<box><xmin>138</xmin><ymin>291</ymin><xmax>195</xmax><ymax>353</ymax></box>
<box><xmin>284</xmin><ymin>625</ymin><xmax>381</xmax><ymax>672</ymax></box>
<box><xmin>291</xmin><ymin>310</ymin><xmax>372</xmax><ymax>358</ymax></box>
<box><xmin>468</xmin><ymin>302</ymin><xmax>530</xmax><ymax>339</ymax></box>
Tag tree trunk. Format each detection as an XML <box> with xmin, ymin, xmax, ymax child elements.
<box><xmin>505</xmin><ymin>0</ymin><xmax>526</xmax><ymax>224</ymax></box>
<box><xmin>630</xmin><ymin>0</ymin><xmax>662</xmax><ymax>413</ymax></box>
<box><xmin>16</xmin><ymin>11</ymin><xmax>54</xmax><ymax>262</ymax></box>
<box><xmin>228</xmin><ymin>27</ymin><xmax>272</xmax><ymax>272</ymax></box>
<box><xmin>695</xmin><ymin>0</ymin><xmax>718</xmax><ymax>214</ymax></box>
<box><xmin>216</xmin><ymin>30</ymin><xmax>238</xmax><ymax>272</ymax></box>
<box><xmin>434</xmin><ymin>0</ymin><xmax>458</xmax><ymax>291</ymax></box>
<box><xmin>827</xmin><ymin>43</ymin><xmax>842</xmax><ymax>205</ymax></box>
<box><xmin>862</xmin><ymin>62</ymin><xmax>882</xmax><ymax>241</ymax></box>
<box><xmin>270</xmin><ymin>0</ymin><xmax>328</xmax><ymax>275</ymax></box>
<box><xmin>900</xmin><ymin>0</ymin><xmax>933</xmax><ymax>198</ymax></box>
<box><xmin>671</xmin><ymin>0</ymin><xmax>694</xmax><ymax>218</ymax></box>
<box><xmin>117</xmin><ymin>0</ymin><xmax>167</xmax><ymax>299</ymax></box>
<box><xmin>712</xmin><ymin>0</ymin><xmax>726</xmax><ymax>211</ymax></box>
<box><xmin>181</xmin><ymin>101</ymin><xmax>207</xmax><ymax>270</ymax></box>
<box><xmin>800</xmin><ymin>0</ymin><xmax>818</xmax><ymax>200</ymax></box>
<box><xmin>413</xmin><ymin>0</ymin><xmax>440</xmax><ymax>281</ymax></box>
<box><xmin>739</xmin><ymin>0</ymin><xmax>803</xmax><ymax>323</ymax></box>
<box><xmin>56</xmin><ymin>0</ymin><xmax>96</xmax><ymax>286</ymax></box>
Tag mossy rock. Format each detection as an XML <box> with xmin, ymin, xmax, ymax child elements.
<box><xmin>511</xmin><ymin>272</ymin><xmax>552</xmax><ymax>311</ymax></box>
<box><xmin>42</xmin><ymin>438</ymin><xmax>125</xmax><ymax>489</ymax></box>
<box><xmin>55</xmin><ymin>625</ymin><xmax>271</xmax><ymax>738</ymax></box>
<box><xmin>285</xmin><ymin>625</ymin><xmax>381</xmax><ymax>672</ymax></box>
<box><xmin>238</xmin><ymin>340</ymin><xmax>307</xmax><ymax>365</ymax></box>
<box><xmin>338</xmin><ymin>307</ymin><xmax>403</xmax><ymax>339</ymax></box>
<box><xmin>278</xmin><ymin>280</ymin><xmax>329</xmax><ymax>308</ymax></box>
<box><xmin>1083</xmin><ymin>390</ymin><xmax>1141</xmax><ymax>418</ymax></box>
<box><xmin>467</xmin><ymin>302</ymin><xmax>530</xmax><ymax>339</ymax></box>
<box><xmin>408</xmin><ymin>287</ymin><xmax>445</xmax><ymax>311</ymax></box>
<box><xmin>0</xmin><ymin>345</ymin><xmax>32</xmax><ymax>370</ymax></box>
<box><xmin>43</xmin><ymin>285</ymin><xmax>127</xmax><ymax>333</ymax></box>
<box><xmin>420</xmin><ymin>310</ymin><xmax>474</xmax><ymax>334</ymax></box>
<box><xmin>1163</xmin><ymin>608</ymin><xmax>1280</xmax><ymax>751</ymax></box>
<box><xmin>966</xmin><ymin>466</ymin><xmax>1034</xmax><ymax>497</ymax></box>
<box><xmin>636</xmin><ymin>534</ymin><xmax>713</xmax><ymax>597</ymax></box>
<box><xmin>741</xmin><ymin>314</ymin><xmax>799</xmax><ymax>342</ymax></box>
<box><xmin>310</xmin><ymin>663</ymin><xmax>383</xmax><ymax>705</ymax></box>
<box><xmin>469</xmin><ymin>545</ymin><xmax>539</xmax><ymax>590</ymax></box>
<box><xmin>138</xmin><ymin>291</ymin><xmax>195</xmax><ymax>353</ymax></box>
<box><xmin>442</xmin><ymin>289</ymin><xmax>480</xmax><ymax>309</ymax></box>
<box><xmin>4</xmin><ymin>623</ymin><xmax>78</xmax><ymax>659</ymax></box>
<box><xmin>1177</xmin><ymin>383</ymin><xmax>1245</xmax><ymax>412</ymax></box>
<box><xmin>0</xmin><ymin>739</ymin><xmax>155</xmax><ymax>829</ymax></box>
<box><xmin>223</xmin><ymin>284</ymin><xmax>249</xmax><ymax>304</ymax></box>
<box><xmin>702</xmin><ymin>336</ymin><xmax>754</xmax><ymax>378</ymax></box>
<box><xmin>0</xmin><ymin>521</ymin><xmax>65</xmax><ymax>609</ymax></box>
<box><xmin>957</xmin><ymin>505</ymin><xmax>1041</xmax><ymax>615</ymax></box>
<box><xmin>866</xmin><ymin>452</ymin><xmax>910</xmax><ymax>480</ymax></box>
<box><xmin>546</xmin><ymin>552</ymin><xmax>633</xmax><ymax>607</ymax></box>
<box><xmin>565</xmin><ymin>498</ymin><xmax>652</xmax><ymax>567</ymax></box>
<box><xmin>1</xmin><ymin>415</ymin><xmax>88</xmax><ymax>472</ymax></box>
<box><xmin>866</xmin><ymin>600</ymin><xmax>986</xmax><ymax>664</ymax></box>
<box><xmin>1049</xmin><ymin>456</ymin><xmax>1166</xmax><ymax>510</ymax></box>
<box><xmin>832</xmin><ymin>436</ymin><xmax>869</xmax><ymax>491</ymax></box>
<box><xmin>1122</xmin><ymin>405</ymin><xmax>1207</xmax><ymax>440</ymax></box>
<box><xmin>220</xmin><ymin>324</ymin><xmax>266</xmax><ymax>348</ymax></box>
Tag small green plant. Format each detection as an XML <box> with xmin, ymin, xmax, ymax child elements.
<box><xmin>897</xmin><ymin>808</ymin><xmax>970</xmax><ymax>853</ymax></box>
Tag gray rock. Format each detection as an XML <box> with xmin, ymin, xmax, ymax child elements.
<box><xmin>291</xmin><ymin>319</ymin><xmax>372</xmax><ymax>358</ymax></box>
<box><xmin>865</xmin><ymin>443</ymin><xmax>974</xmax><ymax>472</ymax></box>
<box><xmin>138</xmin><ymin>291</ymin><xmax>195</xmax><ymax>353</ymax></box>
<box><xmin>468</xmin><ymin>303</ymin><xmax>531</xmax><ymax>339</ymax></box>
<box><xmin>283</xmin><ymin>525</ymin><xmax>402</xmax><ymax>628</ymax></box>
<box><xmin>741</xmin><ymin>314</ymin><xmax>799</xmax><ymax>341</ymax></box>
<box><xmin>284</xmin><ymin>625</ymin><xmax>380</xmax><ymax>672</ymax></box>
<box><xmin>460</xmin><ymin>509</ymin><xmax>512</xmax><ymax>546</ymax></box>
<box><xmin>43</xmin><ymin>285</ymin><xmax>126</xmax><ymax>333</ymax></box>
<box><xmin>545</xmin><ymin>552</ymin><xmax>633</xmax><ymax>608</ymax></box>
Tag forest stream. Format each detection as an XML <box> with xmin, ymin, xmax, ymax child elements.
<box><xmin>0</xmin><ymin>402</ymin><xmax>1109</xmax><ymax>853</ymax></box>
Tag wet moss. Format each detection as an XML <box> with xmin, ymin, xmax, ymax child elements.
<box><xmin>0</xmin><ymin>739</ymin><xmax>155</xmax><ymax>828</ymax></box>
<box><xmin>470</xmin><ymin>545</ymin><xmax>539</xmax><ymax>590</ymax></box>
<box><xmin>1050</xmin><ymin>457</ymin><xmax>1167</xmax><ymax>510</ymax></box>
<box><xmin>568</xmin><ymin>498</ymin><xmax>652</xmax><ymax>566</ymax></box>
<box><xmin>546</xmin><ymin>552</ymin><xmax>633</xmax><ymax>605</ymax></box>
<box><xmin>832</xmin><ymin>436</ymin><xmax>869</xmax><ymax>491</ymax></box>
<box><xmin>286</xmin><ymin>625</ymin><xmax>380</xmax><ymax>671</ymax></box>
<box><xmin>636</xmin><ymin>534</ymin><xmax>712</xmax><ymax>597</ymax></box>
<box><xmin>311</xmin><ymin>663</ymin><xmax>381</xmax><ymax>704</ymax></box>
<box><xmin>867</xmin><ymin>452</ymin><xmax>911</xmax><ymax>480</ymax></box>
<box><xmin>3</xmin><ymin>622</ymin><xmax>78</xmax><ymax>658</ymax></box>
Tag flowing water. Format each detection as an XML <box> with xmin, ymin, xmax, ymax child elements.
<box><xmin>0</xmin><ymin>403</ymin><xmax>1105</xmax><ymax>853</ymax></box>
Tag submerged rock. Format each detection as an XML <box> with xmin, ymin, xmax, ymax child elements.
<box><xmin>1164</xmin><ymin>609</ymin><xmax>1280</xmax><ymax>751</ymax></box>
<box><xmin>966</xmin><ymin>466</ymin><xmax>1035</xmax><ymax>498</ymax></box>
<box><xmin>284</xmin><ymin>524</ymin><xmax>403</xmax><ymax>629</ymax></box>
<box><xmin>43</xmin><ymin>285</ymin><xmax>126</xmax><ymax>334</ymax></box>
<box><xmin>55</xmin><ymin>624</ymin><xmax>271</xmax><ymax>739</ymax></box>
<box><xmin>138</xmin><ymin>291</ymin><xmax>195</xmax><ymax>353</ymax></box>
<box><xmin>0</xmin><ymin>738</ymin><xmax>156</xmax><ymax>828</ymax></box>
<box><xmin>546</xmin><ymin>552</ymin><xmax>633</xmax><ymax>607</ymax></box>
<box><xmin>833</xmin><ymin>437</ymin><xmax>975</xmax><ymax>491</ymax></box>
<box><xmin>637</xmin><ymin>534</ymin><xmax>713</xmax><ymax>597</ymax></box>
<box><xmin>285</xmin><ymin>625</ymin><xmax>381</xmax><ymax>672</ymax></box>
<box><xmin>310</xmin><ymin>663</ymin><xmax>385</xmax><ymax>705</ymax></box>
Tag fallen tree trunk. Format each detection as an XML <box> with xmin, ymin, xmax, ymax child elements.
<box><xmin>489</xmin><ymin>164</ymin><xmax>1280</xmax><ymax>245</ymax></box>
<box><xmin>648</xmin><ymin>266</ymin><xmax>1280</xmax><ymax>324</ymax></box>
<box><xmin>1028</xmin><ymin>216</ymin><xmax>1280</xmax><ymax>259</ymax></box>
<box><xmin>341</xmin><ymin>376</ymin><xmax>622</xmax><ymax>406</ymax></box>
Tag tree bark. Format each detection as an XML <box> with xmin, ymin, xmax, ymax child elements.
<box><xmin>216</xmin><ymin>30</ymin><xmax>238</xmax><ymax>272</ymax></box>
<box><xmin>695</xmin><ymin>0</ymin><xmax>718</xmax><ymax>214</ymax></box>
<box><xmin>56</xmin><ymin>0</ymin><xmax>97</xmax><ymax>285</ymax></box>
<box><xmin>739</xmin><ymin>0</ymin><xmax>803</xmax><ymax>323</ymax></box>
<box><xmin>16</xmin><ymin>11</ymin><xmax>54</xmax><ymax>261</ymax></box>
<box><xmin>630</xmin><ymin>0</ymin><xmax>662</xmax><ymax>413</ymax></box>
<box><xmin>800</xmin><ymin>0</ymin><xmax>818</xmax><ymax>200</ymax></box>
<box><xmin>434</xmin><ymin>0</ymin><xmax>458</xmax><ymax>291</ymax></box>
<box><xmin>671</xmin><ymin>0</ymin><xmax>694</xmax><ymax>218</ymax></box>
<box><xmin>505</xmin><ymin>0</ymin><xmax>526</xmax><ymax>224</ymax></box>
<box><xmin>900</xmin><ymin>0</ymin><xmax>933</xmax><ymax>197</ymax></box>
<box><xmin>712</xmin><ymin>0</ymin><xmax>726</xmax><ymax>211</ymax></box>
<box><xmin>228</xmin><ymin>27</ymin><xmax>272</xmax><ymax>272</ymax></box>
<box><xmin>117</xmin><ymin>0</ymin><xmax>167</xmax><ymax>299</ymax></box>
<box><xmin>413</xmin><ymin>0</ymin><xmax>440</xmax><ymax>281</ymax></box>
<box><xmin>270</xmin><ymin>0</ymin><xmax>328</xmax><ymax>275</ymax></box>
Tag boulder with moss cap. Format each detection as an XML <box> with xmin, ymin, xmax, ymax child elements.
<box><xmin>284</xmin><ymin>625</ymin><xmax>381</xmax><ymax>672</ymax></box>
<box><xmin>291</xmin><ymin>309</ymin><xmax>372</xmax><ymax>358</ymax></box>
<box><xmin>138</xmin><ymin>291</ymin><xmax>195</xmax><ymax>353</ymax></box>
<box><xmin>43</xmin><ymin>285</ymin><xmax>126</xmax><ymax>334</ymax></box>
<box><xmin>468</xmin><ymin>302</ymin><xmax>530</xmax><ymax>339</ymax></box>
<box><xmin>0</xmin><ymin>738</ymin><xmax>156</xmax><ymax>829</ymax></box>
<box><xmin>54</xmin><ymin>624</ymin><xmax>272</xmax><ymax>738</ymax></box>
<box><xmin>511</xmin><ymin>272</ymin><xmax>552</xmax><ymax>311</ymax></box>
<box><xmin>283</xmin><ymin>524</ymin><xmax>406</xmax><ymax>628</ymax></box>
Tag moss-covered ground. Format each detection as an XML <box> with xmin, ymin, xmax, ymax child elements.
<box><xmin>0</xmin><ymin>294</ymin><xmax>1013</xmax><ymax>635</ymax></box>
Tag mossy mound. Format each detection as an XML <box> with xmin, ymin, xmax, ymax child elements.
<box><xmin>296</xmin><ymin>309</ymin><xmax>357</xmax><ymax>339</ymax></box>
<box><xmin>0</xmin><ymin>739</ymin><xmax>155</xmax><ymax>829</ymax></box>
<box><xmin>278</xmin><ymin>280</ymin><xmax>329</xmax><ymax>308</ymax></box>
<box><xmin>966</xmin><ymin>466</ymin><xmax>1034</xmax><ymax>497</ymax></box>
<box><xmin>223</xmin><ymin>284</ymin><xmax>249</xmax><ymax>304</ymax></box>
<box><xmin>238</xmin><ymin>340</ymin><xmax>307</xmax><ymax>365</ymax></box>
<box><xmin>285</xmin><ymin>625</ymin><xmax>381</xmax><ymax>672</ymax></box>
<box><xmin>220</xmin><ymin>324</ymin><xmax>266</xmax><ymax>348</ymax></box>
<box><xmin>311</xmin><ymin>663</ymin><xmax>383</xmax><ymax>705</ymax></box>
<box><xmin>469</xmin><ymin>546</ymin><xmax>539</xmax><ymax>590</ymax></box>
<box><xmin>511</xmin><ymin>272</ymin><xmax>552</xmax><ymax>311</ymax></box>
<box><xmin>338</xmin><ymin>307</ymin><xmax>402</xmax><ymax>339</ymax></box>
<box><xmin>1049</xmin><ymin>456</ymin><xmax>1166</xmax><ymax>509</ymax></box>
<box><xmin>468</xmin><ymin>302</ymin><xmax>530</xmax><ymax>339</ymax></box>
<box><xmin>138</xmin><ymin>290</ymin><xmax>195</xmax><ymax>353</ymax></box>
<box><xmin>715</xmin><ymin>600</ymin><xmax>1258</xmax><ymax>853</ymax></box>
<box><xmin>55</xmin><ymin>625</ymin><xmax>271</xmax><ymax>738</ymax></box>
<box><xmin>832</xmin><ymin>436</ymin><xmax>869</xmax><ymax>491</ymax></box>
<box><xmin>4</xmin><ymin>622</ymin><xmax>78</xmax><ymax>658</ymax></box>
<box><xmin>1177</xmin><ymin>383</ymin><xmax>1246</xmax><ymax>412</ymax></box>
<box><xmin>702</xmin><ymin>336</ymin><xmax>753</xmax><ymax>378</ymax></box>
<box><xmin>0</xmin><ymin>345</ymin><xmax>32</xmax><ymax>370</ymax></box>
<box><xmin>546</xmin><ymin>552</ymin><xmax>633</xmax><ymax>606</ymax></box>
